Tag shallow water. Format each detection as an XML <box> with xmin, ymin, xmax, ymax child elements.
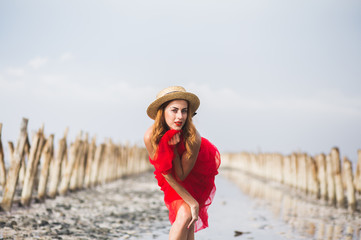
<box><xmin>219</xmin><ymin>168</ymin><xmax>361</xmax><ymax>240</ymax></box>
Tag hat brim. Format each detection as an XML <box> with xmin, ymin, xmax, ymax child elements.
<box><xmin>147</xmin><ymin>92</ymin><xmax>200</xmax><ymax>120</ymax></box>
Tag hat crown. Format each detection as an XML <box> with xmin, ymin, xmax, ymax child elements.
<box><xmin>156</xmin><ymin>86</ymin><xmax>186</xmax><ymax>99</ymax></box>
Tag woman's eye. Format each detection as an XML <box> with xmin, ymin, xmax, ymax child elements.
<box><xmin>182</xmin><ymin>109</ymin><xmax>187</xmax><ymax>114</ymax></box>
<box><xmin>172</xmin><ymin>109</ymin><xmax>177</xmax><ymax>113</ymax></box>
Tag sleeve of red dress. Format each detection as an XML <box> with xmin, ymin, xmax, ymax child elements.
<box><xmin>150</xmin><ymin>129</ymin><xmax>181</xmax><ymax>175</ymax></box>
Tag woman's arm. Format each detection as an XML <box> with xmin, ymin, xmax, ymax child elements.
<box><xmin>144</xmin><ymin>125</ymin><xmax>155</xmax><ymax>159</ymax></box>
<box><xmin>172</xmin><ymin>131</ymin><xmax>201</xmax><ymax>181</ymax></box>
<box><xmin>163</xmin><ymin>173</ymin><xmax>199</xmax><ymax>228</ymax></box>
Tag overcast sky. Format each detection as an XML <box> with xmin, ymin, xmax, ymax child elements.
<box><xmin>1</xmin><ymin>0</ymin><xmax>360</xmax><ymax>164</ymax></box>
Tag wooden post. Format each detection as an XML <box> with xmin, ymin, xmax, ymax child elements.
<box><xmin>84</xmin><ymin>136</ymin><xmax>96</xmax><ymax>188</ymax></box>
<box><xmin>48</xmin><ymin>129</ymin><xmax>68</xmax><ymax>198</ymax></box>
<box><xmin>1</xmin><ymin>118</ymin><xmax>28</xmax><ymax>211</ymax></box>
<box><xmin>76</xmin><ymin>133</ymin><xmax>88</xmax><ymax>189</ymax></box>
<box><xmin>59</xmin><ymin>137</ymin><xmax>82</xmax><ymax>195</ymax></box>
<box><xmin>21</xmin><ymin>128</ymin><xmax>45</xmax><ymax>206</ymax></box>
<box><xmin>307</xmin><ymin>156</ymin><xmax>319</xmax><ymax>198</ymax></box>
<box><xmin>331</xmin><ymin>147</ymin><xmax>345</xmax><ymax>207</ymax></box>
<box><xmin>298</xmin><ymin>154</ymin><xmax>308</xmax><ymax>192</ymax></box>
<box><xmin>316</xmin><ymin>154</ymin><xmax>327</xmax><ymax>200</ymax></box>
<box><xmin>90</xmin><ymin>144</ymin><xmax>105</xmax><ymax>186</ymax></box>
<box><xmin>343</xmin><ymin>157</ymin><xmax>356</xmax><ymax>211</ymax></box>
<box><xmin>18</xmin><ymin>136</ymin><xmax>30</xmax><ymax>187</ymax></box>
<box><xmin>326</xmin><ymin>154</ymin><xmax>336</xmax><ymax>205</ymax></box>
<box><xmin>37</xmin><ymin>134</ymin><xmax>54</xmax><ymax>201</ymax></box>
<box><xmin>290</xmin><ymin>153</ymin><xmax>298</xmax><ymax>188</ymax></box>
<box><xmin>0</xmin><ymin>123</ymin><xmax>6</xmax><ymax>188</ymax></box>
<box><xmin>354</xmin><ymin>149</ymin><xmax>361</xmax><ymax>193</ymax></box>
<box><xmin>69</xmin><ymin>138</ymin><xmax>85</xmax><ymax>191</ymax></box>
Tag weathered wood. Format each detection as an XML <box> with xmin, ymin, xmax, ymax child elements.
<box><xmin>7</xmin><ymin>142</ymin><xmax>14</xmax><ymax>155</ymax></box>
<box><xmin>90</xmin><ymin>144</ymin><xmax>105</xmax><ymax>186</ymax></box>
<box><xmin>76</xmin><ymin>133</ymin><xmax>88</xmax><ymax>189</ymax></box>
<box><xmin>69</xmin><ymin>139</ymin><xmax>85</xmax><ymax>191</ymax></box>
<box><xmin>48</xmin><ymin>129</ymin><xmax>68</xmax><ymax>198</ymax></box>
<box><xmin>354</xmin><ymin>149</ymin><xmax>361</xmax><ymax>193</ymax></box>
<box><xmin>1</xmin><ymin>118</ymin><xmax>28</xmax><ymax>211</ymax></box>
<box><xmin>331</xmin><ymin>147</ymin><xmax>345</xmax><ymax>207</ymax></box>
<box><xmin>326</xmin><ymin>154</ymin><xmax>336</xmax><ymax>204</ymax></box>
<box><xmin>18</xmin><ymin>136</ymin><xmax>30</xmax><ymax>187</ymax></box>
<box><xmin>343</xmin><ymin>157</ymin><xmax>356</xmax><ymax>211</ymax></box>
<box><xmin>316</xmin><ymin>154</ymin><xmax>327</xmax><ymax>200</ymax></box>
<box><xmin>307</xmin><ymin>156</ymin><xmax>319</xmax><ymax>198</ymax></box>
<box><xmin>0</xmin><ymin>123</ymin><xmax>6</xmax><ymax>188</ymax></box>
<box><xmin>21</xmin><ymin>129</ymin><xmax>45</xmax><ymax>206</ymax></box>
<box><xmin>84</xmin><ymin>136</ymin><xmax>96</xmax><ymax>188</ymax></box>
<box><xmin>290</xmin><ymin>153</ymin><xmax>298</xmax><ymax>188</ymax></box>
<box><xmin>59</xmin><ymin>133</ymin><xmax>82</xmax><ymax>195</ymax></box>
<box><xmin>37</xmin><ymin>134</ymin><xmax>54</xmax><ymax>201</ymax></box>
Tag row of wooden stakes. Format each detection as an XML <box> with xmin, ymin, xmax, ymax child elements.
<box><xmin>0</xmin><ymin>118</ymin><xmax>151</xmax><ymax>212</ymax></box>
<box><xmin>222</xmin><ymin>147</ymin><xmax>361</xmax><ymax>211</ymax></box>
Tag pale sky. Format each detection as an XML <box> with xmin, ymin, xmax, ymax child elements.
<box><xmin>1</xmin><ymin>0</ymin><xmax>361</xmax><ymax>164</ymax></box>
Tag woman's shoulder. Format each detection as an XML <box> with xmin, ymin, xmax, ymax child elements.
<box><xmin>144</xmin><ymin>125</ymin><xmax>154</xmax><ymax>142</ymax></box>
<box><xmin>144</xmin><ymin>125</ymin><xmax>155</xmax><ymax>159</ymax></box>
<box><xmin>144</xmin><ymin>125</ymin><xmax>154</xmax><ymax>139</ymax></box>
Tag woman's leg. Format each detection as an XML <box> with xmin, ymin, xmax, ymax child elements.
<box><xmin>186</xmin><ymin>224</ymin><xmax>195</xmax><ymax>240</ymax></box>
<box><xmin>169</xmin><ymin>202</ymin><xmax>192</xmax><ymax>240</ymax></box>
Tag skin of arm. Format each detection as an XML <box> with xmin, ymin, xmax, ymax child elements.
<box><xmin>162</xmin><ymin>172</ymin><xmax>199</xmax><ymax>228</ymax></box>
<box><xmin>172</xmin><ymin>131</ymin><xmax>201</xmax><ymax>181</ymax></box>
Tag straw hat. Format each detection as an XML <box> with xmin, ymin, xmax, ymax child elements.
<box><xmin>147</xmin><ymin>86</ymin><xmax>200</xmax><ymax>119</ymax></box>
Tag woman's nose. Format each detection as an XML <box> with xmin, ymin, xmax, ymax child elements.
<box><xmin>176</xmin><ymin>111</ymin><xmax>183</xmax><ymax>119</ymax></box>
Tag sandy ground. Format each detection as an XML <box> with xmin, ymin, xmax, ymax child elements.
<box><xmin>0</xmin><ymin>173</ymin><xmax>169</xmax><ymax>239</ymax></box>
<box><xmin>1</xmin><ymin>169</ymin><xmax>360</xmax><ymax>239</ymax></box>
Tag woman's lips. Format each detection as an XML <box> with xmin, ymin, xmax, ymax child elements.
<box><xmin>175</xmin><ymin>122</ymin><xmax>182</xmax><ymax>126</ymax></box>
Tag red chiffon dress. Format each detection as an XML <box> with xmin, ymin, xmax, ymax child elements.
<box><xmin>149</xmin><ymin>130</ymin><xmax>221</xmax><ymax>232</ymax></box>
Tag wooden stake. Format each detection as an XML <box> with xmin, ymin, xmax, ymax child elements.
<box><xmin>21</xmin><ymin>128</ymin><xmax>45</xmax><ymax>206</ymax></box>
<box><xmin>316</xmin><ymin>154</ymin><xmax>327</xmax><ymax>200</ymax></box>
<box><xmin>90</xmin><ymin>144</ymin><xmax>105</xmax><ymax>186</ymax></box>
<box><xmin>84</xmin><ymin>136</ymin><xmax>96</xmax><ymax>188</ymax></box>
<box><xmin>307</xmin><ymin>156</ymin><xmax>319</xmax><ymax>198</ymax></box>
<box><xmin>331</xmin><ymin>147</ymin><xmax>345</xmax><ymax>207</ymax></box>
<box><xmin>37</xmin><ymin>134</ymin><xmax>54</xmax><ymax>201</ymax></box>
<box><xmin>76</xmin><ymin>133</ymin><xmax>88</xmax><ymax>189</ymax></box>
<box><xmin>343</xmin><ymin>157</ymin><xmax>356</xmax><ymax>211</ymax></box>
<box><xmin>0</xmin><ymin>123</ymin><xmax>6</xmax><ymax>188</ymax></box>
<box><xmin>18</xmin><ymin>136</ymin><xmax>30</xmax><ymax>187</ymax></box>
<box><xmin>69</xmin><ymin>140</ymin><xmax>85</xmax><ymax>191</ymax></box>
<box><xmin>59</xmin><ymin>138</ymin><xmax>81</xmax><ymax>195</ymax></box>
<box><xmin>354</xmin><ymin>149</ymin><xmax>361</xmax><ymax>193</ymax></box>
<box><xmin>1</xmin><ymin>118</ymin><xmax>28</xmax><ymax>211</ymax></box>
<box><xmin>48</xmin><ymin>129</ymin><xmax>68</xmax><ymax>198</ymax></box>
<box><xmin>326</xmin><ymin>154</ymin><xmax>336</xmax><ymax>205</ymax></box>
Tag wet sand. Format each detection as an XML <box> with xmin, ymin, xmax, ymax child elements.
<box><xmin>0</xmin><ymin>173</ymin><xmax>169</xmax><ymax>239</ymax></box>
<box><xmin>1</xmin><ymin>169</ymin><xmax>360</xmax><ymax>239</ymax></box>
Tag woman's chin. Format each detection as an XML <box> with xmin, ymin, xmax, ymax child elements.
<box><xmin>170</xmin><ymin>126</ymin><xmax>182</xmax><ymax>130</ymax></box>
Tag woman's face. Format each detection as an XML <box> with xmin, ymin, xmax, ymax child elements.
<box><xmin>164</xmin><ymin>99</ymin><xmax>188</xmax><ymax>130</ymax></box>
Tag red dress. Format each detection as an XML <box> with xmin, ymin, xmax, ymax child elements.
<box><xmin>149</xmin><ymin>130</ymin><xmax>221</xmax><ymax>232</ymax></box>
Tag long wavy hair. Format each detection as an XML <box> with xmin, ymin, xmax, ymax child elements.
<box><xmin>151</xmin><ymin>100</ymin><xmax>197</xmax><ymax>158</ymax></box>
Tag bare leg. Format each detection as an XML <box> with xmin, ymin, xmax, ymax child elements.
<box><xmin>169</xmin><ymin>202</ymin><xmax>192</xmax><ymax>240</ymax></box>
<box><xmin>187</xmin><ymin>224</ymin><xmax>195</xmax><ymax>240</ymax></box>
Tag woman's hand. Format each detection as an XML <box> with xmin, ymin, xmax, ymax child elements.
<box><xmin>168</xmin><ymin>132</ymin><xmax>181</xmax><ymax>145</ymax></box>
<box><xmin>187</xmin><ymin>201</ymin><xmax>199</xmax><ymax>229</ymax></box>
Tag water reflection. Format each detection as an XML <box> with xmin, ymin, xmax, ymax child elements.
<box><xmin>222</xmin><ymin>168</ymin><xmax>361</xmax><ymax>240</ymax></box>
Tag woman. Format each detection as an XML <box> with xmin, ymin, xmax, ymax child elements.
<box><xmin>144</xmin><ymin>86</ymin><xmax>220</xmax><ymax>239</ymax></box>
